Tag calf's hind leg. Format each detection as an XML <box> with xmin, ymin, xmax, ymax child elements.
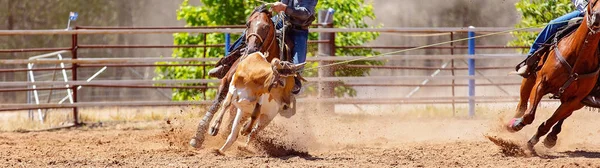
<box><xmin>219</xmin><ymin>108</ymin><xmax>247</xmax><ymax>154</ymax></box>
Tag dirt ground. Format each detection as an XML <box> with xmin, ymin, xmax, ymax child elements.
<box><xmin>2</xmin><ymin>106</ymin><xmax>600</xmax><ymax>167</ymax></box>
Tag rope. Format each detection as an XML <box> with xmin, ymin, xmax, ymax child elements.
<box><xmin>252</xmin><ymin>0</ymin><xmax>579</xmax><ymax>71</ymax></box>
<box><xmin>307</xmin><ymin>18</ymin><xmax>579</xmax><ymax>71</ymax></box>
<box><xmin>306</xmin><ymin>27</ymin><xmax>536</xmax><ymax>70</ymax></box>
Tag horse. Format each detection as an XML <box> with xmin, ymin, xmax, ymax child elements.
<box><xmin>189</xmin><ymin>4</ymin><xmax>286</xmax><ymax>149</ymax></box>
<box><xmin>506</xmin><ymin>0</ymin><xmax>600</xmax><ymax>153</ymax></box>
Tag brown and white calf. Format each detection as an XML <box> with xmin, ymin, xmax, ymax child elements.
<box><xmin>206</xmin><ymin>51</ymin><xmax>304</xmax><ymax>154</ymax></box>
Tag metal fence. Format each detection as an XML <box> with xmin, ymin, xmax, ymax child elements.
<box><xmin>0</xmin><ymin>25</ymin><xmax>542</xmax><ymax>124</ymax></box>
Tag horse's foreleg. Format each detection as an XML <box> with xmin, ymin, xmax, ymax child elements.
<box><xmin>209</xmin><ymin>90</ymin><xmax>235</xmax><ymax>136</ymax></box>
<box><xmin>514</xmin><ymin>76</ymin><xmax>537</xmax><ymax>118</ymax></box>
<box><xmin>542</xmin><ymin>119</ymin><xmax>565</xmax><ymax>148</ymax></box>
<box><xmin>190</xmin><ymin>77</ymin><xmax>231</xmax><ymax>148</ymax></box>
<box><xmin>508</xmin><ymin>78</ymin><xmax>546</xmax><ymax>132</ymax></box>
<box><xmin>527</xmin><ymin>101</ymin><xmax>581</xmax><ymax>152</ymax></box>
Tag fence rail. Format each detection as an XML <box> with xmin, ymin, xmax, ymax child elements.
<box><xmin>0</xmin><ymin>27</ymin><xmax>540</xmax><ymax>36</ymax></box>
<box><xmin>0</xmin><ymin>25</ymin><xmax>539</xmax><ymax>124</ymax></box>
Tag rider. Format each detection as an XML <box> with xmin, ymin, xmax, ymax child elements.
<box><xmin>208</xmin><ymin>0</ymin><xmax>318</xmax><ymax>94</ymax></box>
<box><xmin>515</xmin><ymin>0</ymin><xmax>600</xmax><ymax>105</ymax></box>
<box><xmin>513</xmin><ymin>0</ymin><xmax>588</xmax><ymax>76</ymax></box>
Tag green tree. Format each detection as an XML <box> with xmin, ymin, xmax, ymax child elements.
<box><xmin>155</xmin><ymin>0</ymin><xmax>381</xmax><ymax>100</ymax></box>
<box><xmin>509</xmin><ymin>0</ymin><xmax>575</xmax><ymax>52</ymax></box>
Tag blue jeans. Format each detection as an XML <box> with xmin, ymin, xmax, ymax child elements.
<box><xmin>227</xmin><ymin>16</ymin><xmax>309</xmax><ymax>68</ymax></box>
<box><xmin>528</xmin><ymin>11</ymin><xmax>584</xmax><ymax>55</ymax></box>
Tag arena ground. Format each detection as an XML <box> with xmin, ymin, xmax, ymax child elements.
<box><xmin>1</xmin><ymin>104</ymin><xmax>600</xmax><ymax>167</ymax></box>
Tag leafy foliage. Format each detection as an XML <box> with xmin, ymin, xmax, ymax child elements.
<box><xmin>155</xmin><ymin>0</ymin><xmax>381</xmax><ymax>100</ymax></box>
<box><xmin>305</xmin><ymin>0</ymin><xmax>383</xmax><ymax>97</ymax></box>
<box><xmin>509</xmin><ymin>0</ymin><xmax>575</xmax><ymax>52</ymax></box>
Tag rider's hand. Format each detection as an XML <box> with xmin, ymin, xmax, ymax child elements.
<box><xmin>272</xmin><ymin>2</ymin><xmax>287</xmax><ymax>13</ymax></box>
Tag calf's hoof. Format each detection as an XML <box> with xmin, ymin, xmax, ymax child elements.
<box><xmin>241</xmin><ymin>121</ymin><xmax>251</xmax><ymax>136</ymax></box>
<box><xmin>189</xmin><ymin>138</ymin><xmax>201</xmax><ymax>148</ymax></box>
<box><xmin>209</xmin><ymin>126</ymin><xmax>219</xmax><ymax>136</ymax></box>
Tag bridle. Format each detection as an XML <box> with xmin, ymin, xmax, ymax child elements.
<box><xmin>587</xmin><ymin>0</ymin><xmax>600</xmax><ymax>34</ymax></box>
<box><xmin>244</xmin><ymin>12</ymin><xmax>277</xmax><ymax>55</ymax></box>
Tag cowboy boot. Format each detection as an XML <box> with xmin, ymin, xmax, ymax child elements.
<box><xmin>582</xmin><ymin>86</ymin><xmax>600</xmax><ymax>108</ymax></box>
<box><xmin>510</xmin><ymin>53</ymin><xmax>541</xmax><ymax>78</ymax></box>
<box><xmin>512</xmin><ymin>65</ymin><xmax>529</xmax><ymax>77</ymax></box>
<box><xmin>208</xmin><ymin>48</ymin><xmax>245</xmax><ymax>79</ymax></box>
<box><xmin>581</xmin><ymin>95</ymin><xmax>600</xmax><ymax>108</ymax></box>
<box><xmin>208</xmin><ymin>65</ymin><xmax>230</xmax><ymax>79</ymax></box>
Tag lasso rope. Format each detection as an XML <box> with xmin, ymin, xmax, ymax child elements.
<box><xmin>306</xmin><ymin>19</ymin><xmax>579</xmax><ymax>70</ymax></box>
<box><xmin>254</xmin><ymin>0</ymin><xmax>577</xmax><ymax>71</ymax></box>
<box><xmin>307</xmin><ymin>26</ymin><xmax>541</xmax><ymax>70</ymax></box>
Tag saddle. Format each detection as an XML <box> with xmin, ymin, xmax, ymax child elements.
<box><xmin>516</xmin><ymin>17</ymin><xmax>584</xmax><ymax>78</ymax></box>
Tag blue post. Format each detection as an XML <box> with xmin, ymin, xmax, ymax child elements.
<box><xmin>224</xmin><ymin>33</ymin><xmax>231</xmax><ymax>55</ymax></box>
<box><xmin>468</xmin><ymin>26</ymin><xmax>476</xmax><ymax>117</ymax></box>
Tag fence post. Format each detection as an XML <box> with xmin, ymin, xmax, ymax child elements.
<box><xmin>468</xmin><ymin>26</ymin><xmax>475</xmax><ymax>117</ymax></box>
<box><xmin>71</xmin><ymin>29</ymin><xmax>80</xmax><ymax>125</ymax></box>
<box><xmin>224</xmin><ymin>32</ymin><xmax>231</xmax><ymax>55</ymax></box>
<box><xmin>450</xmin><ymin>32</ymin><xmax>456</xmax><ymax>116</ymax></box>
<box><xmin>317</xmin><ymin>9</ymin><xmax>335</xmax><ymax>113</ymax></box>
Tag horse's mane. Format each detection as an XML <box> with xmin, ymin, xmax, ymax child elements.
<box><xmin>249</xmin><ymin>4</ymin><xmax>272</xmax><ymax>19</ymax></box>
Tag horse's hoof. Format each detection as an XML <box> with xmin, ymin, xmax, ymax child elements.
<box><xmin>543</xmin><ymin>135</ymin><xmax>558</xmax><ymax>149</ymax></box>
<box><xmin>506</xmin><ymin>118</ymin><xmax>524</xmax><ymax>133</ymax></box>
<box><xmin>209</xmin><ymin>127</ymin><xmax>219</xmax><ymax>136</ymax></box>
<box><xmin>527</xmin><ymin>137</ymin><xmax>539</xmax><ymax>155</ymax></box>
<box><xmin>189</xmin><ymin>138</ymin><xmax>200</xmax><ymax>148</ymax></box>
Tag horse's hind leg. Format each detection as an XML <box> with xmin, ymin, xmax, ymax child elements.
<box><xmin>514</xmin><ymin>76</ymin><xmax>537</xmax><ymax>118</ymax></box>
<box><xmin>542</xmin><ymin>119</ymin><xmax>565</xmax><ymax>148</ymax></box>
<box><xmin>508</xmin><ymin>78</ymin><xmax>546</xmax><ymax>132</ymax></box>
<box><xmin>527</xmin><ymin>101</ymin><xmax>582</xmax><ymax>152</ymax></box>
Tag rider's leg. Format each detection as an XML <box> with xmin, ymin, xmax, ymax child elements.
<box><xmin>289</xmin><ymin>28</ymin><xmax>309</xmax><ymax>94</ymax></box>
<box><xmin>515</xmin><ymin>11</ymin><xmax>583</xmax><ymax>76</ymax></box>
<box><xmin>528</xmin><ymin>11</ymin><xmax>583</xmax><ymax>56</ymax></box>
<box><xmin>208</xmin><ymin>31</ymin><xmax>247</xmax><ymax>78</ymax></box>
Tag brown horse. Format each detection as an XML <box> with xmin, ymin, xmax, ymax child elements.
<box><xmin>189</xmin><ymin>5</ymin><xmax>283</xmax><ymax>149</ymax></box>
<box><xmin>507</xmin><ymin>0</ymin><xmax>600</xmax><ymax>152</ymax></box>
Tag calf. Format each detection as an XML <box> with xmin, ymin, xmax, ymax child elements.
<box><xmin>208</xmin><ymin>52</ymin><xmax>304</xmax><ymax>154</ymax></box>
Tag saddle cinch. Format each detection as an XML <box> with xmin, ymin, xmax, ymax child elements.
<box><xmin>213</xmin><ymin>28</ymin><xmax>295</xmax><ymax>80</ymax></box>
<box><xmin>518</xmin><ymin>17</ymin><xmax>600</xmax><ymax>102</ymax></box>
